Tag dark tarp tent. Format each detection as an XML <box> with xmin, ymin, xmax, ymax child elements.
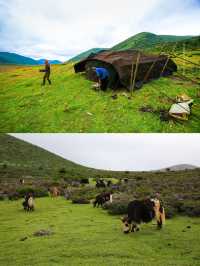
<box><xmin>74</xmin><ymin>50</ymin><xmax>177</xmax><ymax>89</ymax></box>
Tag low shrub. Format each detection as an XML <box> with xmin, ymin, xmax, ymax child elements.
<box><xmin>179</xmin><ymin>201</ymin><xmax>200</xmax><ymax>217</ymax></box>
<box><xmin>0</xmin><ymin>194</ymin><xmax>7</xmax><ymax>200</ymax></box>
<box><xmin>164</xmin><ymin>205</ymin><xmax>177</xmax><ymax>219</ymax></box>
<box><xmin>8</xmin><ymin>192</ymin><xmax>20</xmax><ymax>200</ymax></box>
<box><xmin>70</xmin><ymin>187</ymin><xmax>110</xmax><ymax>201</ymax></box>
<box><xmin>80</xmin><ymin>178</ymin><xmax>89</xmax><ymax>184</ymax></box>
<box><xmin>16</xmin><ymin>187</ymin><xmax>48</xmax><ymax>198</ymax></box>
<box><xmin>71</xmin><ymin>197</ymin><xmax>90</xmax><ymax>204</ymax></box>
<box><xmin>103</xmin><ymin>201</ymin><xmax>129</xmax><ymax>215</ymax></box>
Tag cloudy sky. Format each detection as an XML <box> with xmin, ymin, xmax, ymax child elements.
<box><xmin>11</xmin><ymin>134</ymin><xmax>200</xmax><ymax>171</ymax></box>
<box><xmin>0</xmin><ymin>0</ymin><xmax>200</xmax><ymax>61</ymax></box>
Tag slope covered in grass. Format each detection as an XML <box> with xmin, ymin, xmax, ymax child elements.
<box><xmin>0</xmin><ymin>52</ymin><xmax>200</xmax><ymax>133</ymax></box>
<box><xmin>0</xmin><ymin>198</ymin><xmax>199</xmax><ymax>266</ymax></box>
<box><xmin>111</xmin><ymin>32</ymin><xmax>193</xmax><ymax>51</ymax></box>
<box><xmin>69</xmin><ymin>48</ymin><xmax>107</xmax><ymax>62</ymax></box>
<box><xmin>1</xmin><ymin>134</ymin><xmax>200</xmax><ymax>182</ymax></box>
<box><xmin>0</xmin><ymin>134</ymin><xmax>95</xmax><ymax>179</ymax></box>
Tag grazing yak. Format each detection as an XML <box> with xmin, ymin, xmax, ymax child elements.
<box><xmin>22</xmin><ymin>195</ymin><xmax>34</xmax><ymax>211</ymax></box>
<box><xmin>93</xmin><ymin>192</ymin><xmax>112</xmax><ymax>207</ymax></box>
<box><xmin>122</xmin><ymin>198</ymin><xmax>165</xmax><ymax>233</ymax></box>
<box><xmin>49</xmin><ymin>186</ymin><xmax>60</xmax><ymax>197</ymax></box>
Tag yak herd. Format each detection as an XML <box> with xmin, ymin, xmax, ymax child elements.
<box><xmin>22</xmin><ymin>185</ymin><xmax>165</xmax><ymax>234</ymax></box>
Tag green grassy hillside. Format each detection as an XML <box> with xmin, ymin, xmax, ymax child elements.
<box><xmin>0</xmin><ymin>198</ymin><xmax>199</xmax><ymax>266</ymax></box>
<box><xmin>69</xmin><ymin>48</ymin><xmax>107</xmax><ymax>62</ymax></box>
<box><xmin>0</xmin><ymin>134</ymin><xmax>95</xmax><ymax>180</ymax></box>
<box><xmin>153</xmin><ymin>36</ymin><xmax>200</xmax><ymax>53</ymax></box>
<box><xmin>1</xmin><ymin>134</ymin><xmax>200</xmax><ymax>185</ymax></box>
<box><xmin>112</xmin><ymin>32</ymin><xmax>193</xmax><ymax>51</ymax></box>
<box><xmin>0</xmin><ymin>58</ymin><xmax>199</xmax><ymax>133</ymax></box>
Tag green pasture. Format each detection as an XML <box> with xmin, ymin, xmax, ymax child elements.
<box><xmin>0</xmin><ymin>198</ymin><xmax>200</xmax><ymax>266</ymax></box>
<box><xmin>0</xmin><ymin>55</ymin><xmax>199</xmax><ymax>132</ymax></box>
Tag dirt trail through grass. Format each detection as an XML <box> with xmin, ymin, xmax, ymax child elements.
<box><xmin>0</xmin><ymin>198</ymin><xmax>200</xmax><ymax>266</ymax></box>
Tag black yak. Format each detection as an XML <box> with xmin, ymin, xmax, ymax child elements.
<box><xmin>93</xmin><ymin>192</ymin><xmax>112</xmax><ymax>207</ymax></box>
<box><xmin>121</xmin><ymin>198</ymin><xmax>165</xmax><ymax>233</ymax></box>
<box><xmin>22</xmin><ymin>194</ymin><xmax>34</xmax><ymax>211</ymax></box>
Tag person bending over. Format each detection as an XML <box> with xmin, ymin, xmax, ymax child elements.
<box><xmin>92</xmin><ymin>67</ymin><xmax>109</xmax><ymax>91</ymax></box>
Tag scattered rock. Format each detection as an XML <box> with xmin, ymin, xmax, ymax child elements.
<box><xmin>20</xmin><ymin>237</ymin><xmax>28</xmax><ymax>241</ymax></box>
<box><xmin>33</xmin><ymin>229</ymin><xmax>53</xmax><ymax>237</ymax></box>
<box><xmin>139</xmin><ymin>106</ymin><xmax>154</xmax><ymax>113</ymax></box>
<box><xmin>111</xmin><ymin>94</ymin><xmax>118</xmax><ymax>100</ymax></box>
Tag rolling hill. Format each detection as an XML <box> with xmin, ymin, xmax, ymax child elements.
<box><xmin>111</xmin><ymin>32</ymin><xmax>193</xmax><ymax>51</ymax></box>
<box><xmin>159</xmin><ymin>164</ymin><xmax>199</xmax><ymax>172</ymax></box>
<box><xmin>0</xmin><ymin>52</ymin><xmax>38</xmax><ymax>65</ymax></box>
<box><xmin>68</xmin><ymin>48</ymin><xmax>107</xmax><ymax>62</ymax></box>
<box><xmin>0</xmin><ymin>52</ymin><xmax>61</xmax><ymax>65</ymax></box>
<box><xmin>154</xmin><ymin>35</ymin><xmax>200</xmax><ymax>53</ymax></box>
<box><xmin>0</xmin><ymin>134</ymin><xmax>199</xmax><ymax>181</ymax></box>
<box><xmin>0</xmin><ymin>134</ymin><xmax>94</xmax><ymax>179</ymax></box>
<box><xmin>68</xmin><ymin>32</ymin><xmax>198</xmax><ymax>62</ymax></box>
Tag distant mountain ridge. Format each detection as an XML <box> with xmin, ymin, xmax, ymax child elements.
<box><xmin>68</xmin><ymin>48</ymin><xmax>107</xmax><ymax>62</ymax></box>
<box><xmin>0</xmin><ymin>52</ymin><xmax>61</xmax><ymax>65</ymax></box>
<box><xmin>0</xmin><ymin>135</ymin><xmax>199</xmax><ymax>181</ymax></box>
<box><xmin>111</xmin><ymin>32</ymin><xmax>193</xmax><ymax>51</ymax></box>
<box><xmin>158</xmin><ymin>164</ymin><xmax>199</xmax><ymax>172</ymax></box>
<box><xmin>1</xmin><ymin>32</ymin><xmax>199</xmax><ymax>65</ymax></box>
<box><xmin>68</xmin><ymin>32</ymin><xmax>199</xmax><ymax>62</ymax></box>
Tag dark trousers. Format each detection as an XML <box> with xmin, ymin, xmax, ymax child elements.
<box><xmin>100</xmin><ymin>77</ymin><xmax>109</xmax><ymax>91</ymax></box>
<box><xmin>43</xmin><ymin>73</ymin><xmax>51</xmax><ymax>85</ymax></box>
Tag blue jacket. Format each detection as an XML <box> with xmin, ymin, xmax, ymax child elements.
<box><xmin>95</xmin><ymin>68</ymin><xmax>109</xmax><ymax>80</ymax></box>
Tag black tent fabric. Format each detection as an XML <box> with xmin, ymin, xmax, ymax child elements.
<box><xmin>74</xmin><ymin>50</ymin><xmax>177</xmax><ymax>89</ymax></box>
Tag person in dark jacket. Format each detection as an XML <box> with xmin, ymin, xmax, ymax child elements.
<box><xmin>92</xmin><ymin>67</ymin><xmax>109</xmax><ymax>91</ymax></box>
<box><xmin>40</xmin><ymin>59</ymin><xmax>51</xmax><ymax>85</ymax></box>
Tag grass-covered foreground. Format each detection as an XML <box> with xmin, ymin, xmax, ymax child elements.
<box><xmin>0</xmin><ymin>198</ymin><xmax>200</xmax><ymax>266</ymax></box>
<box><xmin>0</xmin><ymin>60</ymin><xmax>199</xmax><ymax>133</ymax></box>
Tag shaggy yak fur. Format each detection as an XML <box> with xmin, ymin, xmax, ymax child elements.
<box><xmin>22</xmin><ymin>196</ymin><xmax>34</xmax><ymax>211</ymax></box>
<box><xmin>93</xmin><ymin>192</ymin><xmax>112</xmax><ymax>207</ymax></box>
<box><xmin>122</xmin><ymin>198</ymin><xmax>165</xmax><ymax>233</ymax></box>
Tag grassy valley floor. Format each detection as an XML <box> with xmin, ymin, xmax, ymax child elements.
<box><xmin>0</xmin><ymin>60</ymin><xmax>199</xmax><ymax>133</ymax></box>
<box><xmin>0</xmin><ymin>197</ymin><xmax>200</xmax><ymax>266</ymax></box>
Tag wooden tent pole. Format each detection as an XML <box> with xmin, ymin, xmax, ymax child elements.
<box><xmin>131</xmin><ymin>52</ymin><xmax>140</xmax><ymax>96</ymax></box>
<box><xmin>160</xmin><ymin>43</ymin><xmax>177</xmax><ymax>76</ymax></box>
<box><xmin>143</xmin><ymin>43</ymin><xmax>167</xmax><ymax>83</ymax></box>
<box><xmin>129</xmin><ymin>59</ymin><xmax>134</xmax><ymax>92</ymax></box>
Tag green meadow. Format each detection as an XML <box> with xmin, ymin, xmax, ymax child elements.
<box><xmin>0</xmin><ymin>55</ymin><xmax>200</xmax><ymax>133</ymax></box>
<box><xmin>0</xmin><ymin>197</ymin><xmax>199</xmax><ymax>266</ymax></box>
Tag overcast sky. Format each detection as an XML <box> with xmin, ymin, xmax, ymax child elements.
<box><xmin>10</xmin><ymin>134</ymin><xmax>200</xmax><ymax>171</ymax></box>
<box><xmin>0</xmin><ymin>0</ymin><xmax>200</xmax><ymax>61</ymax></box>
